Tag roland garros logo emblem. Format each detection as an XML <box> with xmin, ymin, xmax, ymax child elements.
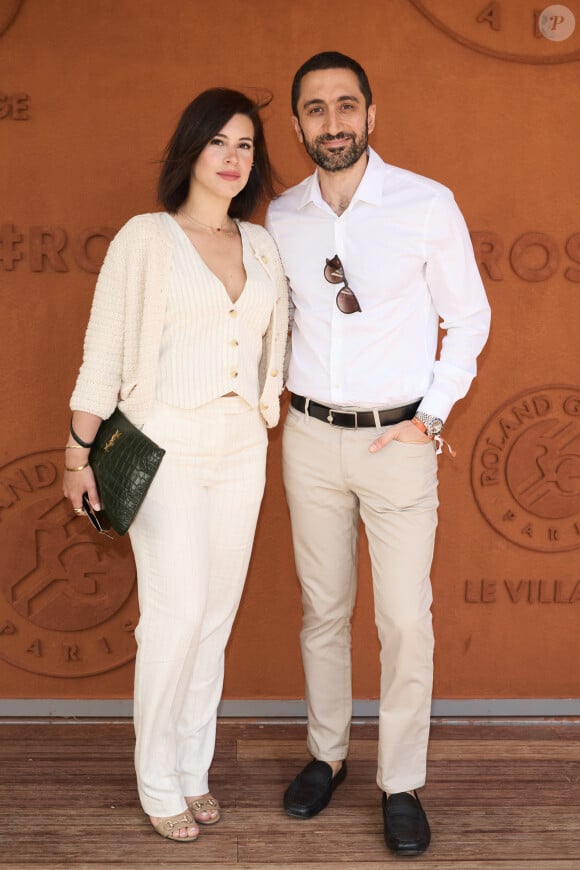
<box><xmin>472</xmin><ymin>386</ymin><xmax>580</xmax><ymax>552</ymax></box>
<box><xmin>0</xmin><ymin>450</ymin><xmax>138</xmax><ymax>677</ymax></box>
<box><xmin>408</xmin><ymin>1</ymin><xmax>580</xmax><ymax>64</ymax></box>
<box><xmin>0</xmin><ymin>0</ymin><xmax>22</xmax><ymax>38</ymax></box>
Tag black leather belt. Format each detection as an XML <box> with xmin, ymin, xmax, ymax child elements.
<box><xmin>290</xmin><ymin>394</ymin><xmax>421</xmax><ymax>429</ymax></box>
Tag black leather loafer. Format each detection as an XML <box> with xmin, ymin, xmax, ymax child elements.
<box><xmin>382</xmin><ymin>790</ymin><xmax>431</xmax><ymax>856</ymax></box>
<box><xmin>283</xmin><ymin>759</ymin><xmax>347</xmax><ymax>819</ymax></box>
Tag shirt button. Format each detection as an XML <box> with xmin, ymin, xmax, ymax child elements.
<box><xmin>231</xmin><ymin>369</ymin><xmax>238</xmax><ymax>378</ymax></box>
<box><xmin>270</xmin><ymin>369</ymin><xmax>278</xmax><ymax>377</ymax></box>
<box><xmin>260</xmin><ymin>403</ymin><xmax>269</xmax><ymax>410</ymax></box>
<box><xmin>230</xmin><ymin>339</ymin><xmax>239</xmax><ymax>347</ymax></box>
<box><xmin>260</xmin><ymin>255</ymin><xmax>268</xmax><ymax>264</ymax></box>
<box><xmin>229</xmin><ymin>309</ymin><xmax>237</xmax><ymax>318</ymax></box>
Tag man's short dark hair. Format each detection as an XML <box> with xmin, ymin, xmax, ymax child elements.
<box><xmin>291</xmin><ymin>51</ymin><xmax>373</xmax><ymax>116</ymax></box>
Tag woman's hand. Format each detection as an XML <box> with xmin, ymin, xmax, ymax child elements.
<box><xmin>63</xmin><ymin>411</ymin><xmax>103</xmax><ymax>513</ymax></box>
<box><xmin>368</xmin><ymin>419</ymin><xmax>432</xmax><ymax>453</ymax></box>
<box><xmin>63</xmin><ymin>463</ymin><xmax>100</xmax><ymax>512</ymax></box>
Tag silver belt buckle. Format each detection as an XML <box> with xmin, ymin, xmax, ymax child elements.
<box><xmin>327</xmin><ymin>407</ymin><xmax>358</xmax><ymax>429</ymax></box>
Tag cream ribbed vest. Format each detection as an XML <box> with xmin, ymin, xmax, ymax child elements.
<box><xmin>155</xmin><ymin>213</ymin><xmax>276</xmax><ymax>410</ymax></box>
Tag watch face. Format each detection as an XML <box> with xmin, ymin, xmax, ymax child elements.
<box><xmin>416</xmin><ymin>412</ymin><xmax>444</xmax><ymax>436</ymax></box>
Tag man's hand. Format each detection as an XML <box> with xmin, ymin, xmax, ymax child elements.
<box><xmin>369</xmin><ymin>419</ymin><xmax>432</xmax><ymax>453</ymax></box>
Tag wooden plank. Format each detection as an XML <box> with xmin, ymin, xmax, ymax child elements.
<box><xmin>9</xmin><ymin>865</ymin><xmax>580</xmax><ymax>870</ymax></box>
<box><xmin>238</xmin><ymin>830</ymin><xmax>580</xmax><ymax>863</ymax></box>
<box><xmin>236</xmin><ymin>737</ymin><xmax>580</xmax><ymax>761</ymax></box>
<box><xmin>2</xmin><ymin>721</ymin><xmax>580</xmax><ymax>866</ymax></box>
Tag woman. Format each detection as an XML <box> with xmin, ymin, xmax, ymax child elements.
<box><xmin>63</xmin><ymin>89</ymin><xmax>287</xmax><ymax>841</ymax></box>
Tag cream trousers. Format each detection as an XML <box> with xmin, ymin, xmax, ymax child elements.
<box><xmin>282</xmin><ymin>405</ymin><xmax>439</xmax><ymax>795</ymax></box>
<box><xmin>129</xmin><ymin>398</ymin><xmax>267</xmax><ymax>817</ymax></box>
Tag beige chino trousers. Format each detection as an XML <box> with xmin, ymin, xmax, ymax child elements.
<box><xmin>282</xmin><ymin>404</ymin><xmax>438</xmax><ymax>795</ymax></box>
<box><xmin>129</xmin><ymin>398</ymin><xmax>267</xmax><ymax>817</ymax></box>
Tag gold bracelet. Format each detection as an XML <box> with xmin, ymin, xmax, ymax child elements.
<box><xmin>65</xmin><ymin>444</ymin><xmax>88</xmax><ymax>450</ymax></box>
<box><xmin>65</xmin><ymin>462</ymin><xmax>90</xmax><ymax>472</ymax></box>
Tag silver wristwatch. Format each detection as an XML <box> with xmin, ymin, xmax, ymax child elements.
<box><xmin>414</xmin><ymin>412</ymin><xmax>444</xmax><ymax>438</ymax></box>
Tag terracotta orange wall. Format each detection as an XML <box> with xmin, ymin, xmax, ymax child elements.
<box><xmin>1</xmin><ymin>0</ymin><xmax>579</xmax><ymax>701</ymax></box>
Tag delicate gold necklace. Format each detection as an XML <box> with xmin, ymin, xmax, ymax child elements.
<box><xmin>179</xmin><ymin>210</ymin><xmax>237</xmax><ymax>236</ymax></box>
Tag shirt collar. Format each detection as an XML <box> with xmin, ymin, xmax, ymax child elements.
<box><xmin>297</xmin><ymin>146</ymin><xmax>386</xmax><ymax>211</ymax></box>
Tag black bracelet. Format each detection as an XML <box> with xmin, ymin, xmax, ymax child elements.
<box><xmin>69</xmin><ymin>418</ymin><xmax>94</xmax><ymax>449</ymax></box>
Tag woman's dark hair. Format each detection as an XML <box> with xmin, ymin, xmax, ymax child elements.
<box><xmin>158</xmin><ymin>88</ymin><xmax>275</xmax><ymax>219</ymax></box>
<box><xmin>291</xmin><ymin>51</ymin><xmax>373</xmax><ymax>116</ymax></box>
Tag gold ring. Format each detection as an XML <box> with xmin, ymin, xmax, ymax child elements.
<box><xmin>73</xmin><ymin>507</ymin><xmax>84</xmax><ymax>515</ymax></box>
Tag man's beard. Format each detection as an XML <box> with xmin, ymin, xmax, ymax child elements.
<box><xmin>301</xmin><ymin>126</ymin><xmax>368</xmax><ymax>172</ymax></box>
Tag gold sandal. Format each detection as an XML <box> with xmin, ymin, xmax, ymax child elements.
<box><xmin>188</xmin><ymin>795</ymin><xmax>221</xmax><ymax>826</ymax></box>
<box><xmin>151</xmin><ymin>810</ymin><xmax>199</xmax><ymax>841</ymax></box>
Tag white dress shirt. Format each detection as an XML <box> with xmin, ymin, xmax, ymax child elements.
<box><xmin>266</xmin><ymin>148</ymin><xmax>490</xmax><ymax>421</ymax></box>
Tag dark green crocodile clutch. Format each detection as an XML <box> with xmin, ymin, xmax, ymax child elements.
<box><xmin>89</xmin><ymin>408</ymin><xmax>165</xmax><ymax>535</ymax></box>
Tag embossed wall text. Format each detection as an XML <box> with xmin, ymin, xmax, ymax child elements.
<box><xmin>0</xmin><ymin>225</ymin><xmax>116</xmax><ymax>274</ymax></box>
<box><xmin>465</xmin><ymin>578</ymin><xmax>580</xmax><ymax>603</ymax></box>
<box><xmin>2</xmin><ymin>225</ymin><xmax>579</xmax><ymax>280</ymax></box>
<box><xmin>0</xmin><ymin>93</ymin><xmax>30</xmax><ymax>120</ymax></box>
<box><xmin>471</xmin><ymin>232</ymin><xmax>580</xmax><ymax>282</ymax></box>
<box><xmin>408</xmin><ymin>1</ymin><xmax>580</xmax><ymax>63</ymax></box>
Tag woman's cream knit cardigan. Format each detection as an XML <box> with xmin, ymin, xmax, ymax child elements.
<box><xmin>71</xmin><ymin>213</ymin><xmax>288</xmax><ymax>428</ymax></box>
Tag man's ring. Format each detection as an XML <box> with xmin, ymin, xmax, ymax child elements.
<box><xmin>73</xmin><ymin>507</ymin><xmax>84</xmax><ymax>515</ymax></box>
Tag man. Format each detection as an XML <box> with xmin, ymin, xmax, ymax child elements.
<box><xmin>266</xmin><ymin>52</ymin><xmax>490</xmax><ymax>857</ymax></box>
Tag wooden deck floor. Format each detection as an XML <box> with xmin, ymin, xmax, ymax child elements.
<box><xmin>0</xmin><ymin>719</ymin><xmax>579</xmax><ymax>868</ymax></box>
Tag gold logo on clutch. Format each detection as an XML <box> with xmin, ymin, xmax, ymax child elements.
<box><xmin>104</xmin><ymin>429</ymin><xmax>123</xmax><ymax>452</ymax></box>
